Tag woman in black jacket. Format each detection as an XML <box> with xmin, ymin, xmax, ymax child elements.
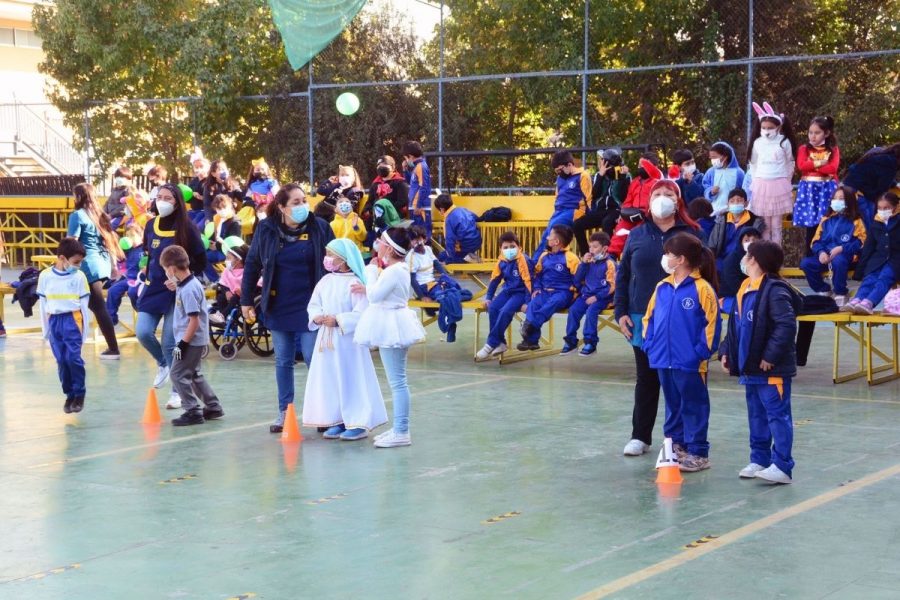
<box><xmin>720</xmin><ymin>240</ymin><xmax>801</xmax><ymax>484</ymax></box>
<box><xmin>241</xmin><ymin>183</ymin><xmax>335</xmax><ymax>433</ymax></box>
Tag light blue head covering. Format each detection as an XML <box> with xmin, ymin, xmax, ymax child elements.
<box><xmin>326</xmin><ymin>238</ymin><xmax>367</xmax><ymax>284</ymax></box>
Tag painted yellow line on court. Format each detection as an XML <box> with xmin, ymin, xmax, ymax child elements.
<box><xmin>574</xmin><ymin>461</ymin><xmax>900</xmax><ymax>599</ymax></box>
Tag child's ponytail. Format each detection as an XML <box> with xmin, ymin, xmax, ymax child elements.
<box><xmin>699</xmin><ymin>246</ymin><xmax>719</xmax><ymax>294</ymax></box>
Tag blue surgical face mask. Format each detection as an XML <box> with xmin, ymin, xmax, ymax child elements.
<box><xmin>290</xmin><ymin>204</ymin><xmax>309</xmax><ymax>223</ymax></box>
<box><xmin>502</xmin><ymin>248</ymin><xmax>518</xmax><ymax>261</ymax></box>
<box><xmin>728</xmin><ymin>204</ymin><xmax>745</xmax><ymax>216</ymax></box>
<box><xmin>65</xmin><ymin>261</ymin><xmax>80</xmax><ymax>274</ymax></box>
<box><xmin>830</xmin><ymin>200</ymin><xmax>846</xmax><ymax>213</ymax></box>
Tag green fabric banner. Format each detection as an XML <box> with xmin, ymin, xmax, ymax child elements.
<box><xmin>269</xmin><ymin>0</ymin><xmax>367</xmax><ymax>70</ymax></box>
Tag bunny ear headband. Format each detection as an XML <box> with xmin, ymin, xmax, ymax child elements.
<box><xmin>752</xmin><ymin>101</ymin><xmax>784</xmax><ymax>124</ymax></box>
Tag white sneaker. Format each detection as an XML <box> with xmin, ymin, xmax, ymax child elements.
<box><xmin>755</xmin><ymin>464</ymin><xmax>792</xmax><ymax>484</ymax></box>
<box><xmin>739</xmin><ymin>463</ymin><xmax>766</xmax><ymax>478</ymax></box>
<box><xmin>490</xmin><ymin>342</ymin><xmax>509</xmax><ymax>356</ymax></box>
<box><xmin>475</xmin><ymin>344</ymin><xmax>494</xmax><ymax>362</ymax></box>
<box><xmin>166</xmin><ymin>392</ymin><xmax>182</xmax><ymax>410</ymax></box>
<box><xmin>623</xmin><ymin>439</ymin><xmax>650</xmax><ymax>456</ymax></box>
<box><xmin>464</xmin><ymin>252</ymin><xmax>483</xmax><ymax>264</ymax></box>
<box><xmin>374</xmin><ymin>430</ymin><xmax>411</xmax><ymax>448</ymax></box>
<box><xmin>208</xmin><ymin>311</ymin><xmax>225</xmax><ymax>325</ymax></box>
<box><xmin>373</xmin><ymin>428</ymin><xmax>392</xmax><ymax>442</ymax></box>
<box><xmin>153</xmin><ymin>365</ymin><xmax>170</xmax><ymax>388</ymax></box>
<box><xmin>833</xmin><ymin>295</ymin><xmax>847</xmax><ymax>307</ymax></box>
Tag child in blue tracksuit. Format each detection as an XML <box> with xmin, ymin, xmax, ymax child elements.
<box><xmin>642</xmin><ymin>232</ymin><xmax>720</xmax><ymax>472</ymax></box>
<box><xmin>434</xmin><ymin>193</ymin><xmax>482</xmax><ymax>263</ymax></box>
<box><xmin>702</xmin><ymin>141</ymin><xmax>745</xmax><ymax>215</ymax></box>
<box><xmin>107</xmin><ymin>221</ymin><xmax>145</xmax><ymax>325</ymax></box>
<box><xmin>38</xmin><ymin>238</ymin><xmax>91</xmax><ymax>414</ymax></box>
<box><xmin>402</xmin><ymin>141</ymin><xmax>433</xmax><ymax>240</ymax></box>
<box><xmin>844</xmin><ymin>192</ymin><xmax>900</xmax><ymax>315</ymax></box>
<box><xmin>720</xmin><ymin>240</ymin><xmax>801</xmax><ymax>484</ymax></box>
<box><xmin>519</xmin><ymin>225</ymin><xmax>579</xmax><ymax>351</ymax></box>
<box><xmin>533</xmin><ymin>150</ymin><xmax>592</xmax><ymax>260</ymax></box>
<box><xmin>800</xmin><ymin>186</ymin><xmax>866</xmax><ymax>306</ymax></box>
<box><xmin>475</xmin><ymin>231</ymin><xmax>533</xmax><ymax>361</ymax></box>
<box><xmin>562</xmin><ymin>231</ymin><xmax>616</xmax><ymax>357</ymax></box>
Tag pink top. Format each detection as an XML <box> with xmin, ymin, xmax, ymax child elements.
<box><xmin>219</xmin><ymin>267</ymin><xmax>244</xmax><ymax>295</ymax></box>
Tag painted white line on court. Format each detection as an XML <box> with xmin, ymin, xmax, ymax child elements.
<box><xmin>574</xmin><ymin>461</ymin><xmax>900</xmax><ymax>599</ymax></box>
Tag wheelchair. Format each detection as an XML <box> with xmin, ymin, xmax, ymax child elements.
<box><xmin>208</xmin><ymin>294</ymin><xmax>273</xmax><ymax>360</ymax></box>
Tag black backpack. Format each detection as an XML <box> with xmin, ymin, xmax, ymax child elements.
<box><xmin>478</xmin><ymin>206</ymin><xmax>512</xmax><ymax>222</ymax></box>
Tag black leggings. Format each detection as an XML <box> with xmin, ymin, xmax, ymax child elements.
<box><xmin>631</xmin><ymin>345</ymin><xmax>661</xmax><ymax>445</ymax></box>
<box><xmin>89</xmin><ymin>279</ymin><xmax>119</xmax><ymax>352</ymax></box>
<box><xmin>573</xmin><ymin>207</ymin><xmax>620</xmax><ymax>255</ymax></box>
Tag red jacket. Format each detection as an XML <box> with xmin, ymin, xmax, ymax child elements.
<box><xmin>797</xmin><ymin>145</ymin><xmax>840</xmax><ymax>180</ymax></box>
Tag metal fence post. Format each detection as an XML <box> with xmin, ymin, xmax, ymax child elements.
<box><xmin>745</xmin><ymin>0</ymin><xmax>755</xmax><ymax>147</ymax></box>
<box><xmin>581</xmin><ymin>0</ymin><xmax>589</xmax><ymax>167</ymax></box>
<box><xmin>308</xmin><ymin>60</ymin><xmax>315</xmax><ymax>186</ymax></box>
<box><xmin>82</xmin><ymin>109</ymin><xmax>91</xmax><ymax>180</ymax></box>
<box><xmin>438</xmin><ymin>0</ymin><xmax>445</xmax><ymax>190</ymax></box>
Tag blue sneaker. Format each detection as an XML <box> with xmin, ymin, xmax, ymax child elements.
<box><xmin>560</xmin><ymin>341</ymin><xmax>578</xmax><ymax>355</ymax></box>
<box><xmin>579</xmin><ymin>343</ymin><xmax>597</xmax><ymax>357</ymax></box>
<box><xmin>323</xmin><ymin>424</ymin><xmax>346</xmax><ymax>439</ymax></box>
<box><xmin>340</xmin><ymin>427</ymin><xmax>368</xmax><ymax>441</ymax></box>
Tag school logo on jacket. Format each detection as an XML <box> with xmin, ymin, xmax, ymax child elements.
<box><xmin>513</xmin><ymin>269</ymin><xmax>520</xmax><ymax>278</ymax></box>
<box><xmin>840</xmin><ymin>234</ymin><xmax>850</xmax><ymax>242</ymax></box>
<box><xmin>681</xmin><ymin>298</ymin><xmax>695</xmax><ymax>310</ymax></box>
<box><xmin>555</xmin><ymin>263</ymin><xmax>564</xmax><ymax>272</ymax></box>
<box><xmin>569</xmin><ymin>181</ymin><xmax>576</xmax><ymax>189</ymax></box>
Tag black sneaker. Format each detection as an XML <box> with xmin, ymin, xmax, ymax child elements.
<box><xmin>172</xmin><ymin>411</ymin><xmax>205</xmax><ymax>426</ymax></box>
<box><xmin>71</xmin><ymin>396</ymin><xmax>85</xmax><ymax>413</ymax></box>
<box><xmin>64</xmin><ymin>396</ymin><xmax>74</xmax><ymax>414</ymax></box>
<box><xmin>203</xmin><ymin>406</ymin><xmax>225</xmax><ymax>420</ymax></box>
<box><xmin>100</xmin><ymin>350</ymin><xmax>120</xmax><ymax>361</ymax></box>
<box><xmin>516</xmin><ymin>341</ymin><xmax>540</xmax><ymax>351</ymax></box>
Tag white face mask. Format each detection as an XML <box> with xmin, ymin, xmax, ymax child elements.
<box><xmin>762</xmin><ymin>129</ymin><xmax>778</xmax><ymax>139</ymax></box>
<box><xmin>682</xmin><ymin>164</ymin><xmax>697</xmax><ymax>176</ymax></box>
<box><xmin>156</xmin><ymin>201</ymin><xmax>175</xmax><ymax>218</ymax></box>
<box><xmin>650</xmin><ymin>196</ymin><xmax>676</xmax><ymax>219</ymax></box>
<box><xmin>225</xmin><ymin>260</ymin><xmax>234</xmax><ymax>270</ymax></box>
<box><xmin>878</xmin><ymin>209</ymin><xmax>894</xmax><ymax>222</ymax></box>
<box><xmin>710</xmin><ymin>158</ymin><xmax>723</xmax><ymax>169</ymax></box>
<box><xmin>257</xmin><ymin>211</ymin><xmax>267</xmax><ymax>221</ymax></box>
<box><xmin>743</xmin><ymin>241</ymin><xmax>752</xmax><ymax>252</ymax></box>
<box><xmin>660</xmin><ymin>254</ymin><xmax>676</xmax><ymax>275</ymax></box>
<box><xmin>217</xmin><ymin>209</ymin><xmax>231</xmax><ymax>218</ymax></box>
<box><xmin>339</xmin><ymin>175</ymin><xmax>353</xmax><ymax>188</ymax></box>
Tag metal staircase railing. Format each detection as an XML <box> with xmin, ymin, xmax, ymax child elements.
<box><xmin>0</xmin><ymin>103</ymin><xmax>84</xmax><ymax>175</ymax></box>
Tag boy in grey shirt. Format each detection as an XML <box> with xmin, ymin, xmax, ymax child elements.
<box><xmin>160</xmin><ymin>245</ymin><xmax>224</xmax><ymax>426</ymax></box>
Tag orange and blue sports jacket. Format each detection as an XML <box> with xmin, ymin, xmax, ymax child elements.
<box><xmin>486</xmin><ymin>251</ymin><xmax>533</xmax><ymax>300</ymax></box>
<box><xmin>642</xmin><ymin>271</ymin><xmax>721</xmax><ymax>373</ymax></box>
<box><xmin>810</xmin><ymin>213</ymin><xmax>867</xmax><ymax>256</ymax></box>
<box><xmin>554</xmin><ymin>168</ymin><xmax>592</xmax><ymax>218</ymax></box>
<box><xmin>406</xmin><ymin>157</ymin><xmax>431</xmax><ymax>214</ymax></box>
<box><xmin>575</xmin><ymin>256</ymin><xmax>616</xmax><ymax>305</ymax></box>
<box><xmin>533</xmin><ymin>250</ymin><xmax>580</xmax><ymax>294</ymax></box>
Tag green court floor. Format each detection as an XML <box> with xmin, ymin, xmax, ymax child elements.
<box><xmin>1</xmin><ymin>299</ymin><xmax>899</xmax><ymax>599</ymax></box>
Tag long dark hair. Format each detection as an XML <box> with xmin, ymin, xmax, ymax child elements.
<box><xmin>806</xmin><ymin>115</ymin><xmax>837</xmax><ymax>151</ymax></box>
<box><xmin>73</xmin><ymin>183</ymin><xmax>122</xmax><ymax>260</ymax></box>
<box><xmin>663</xmin><ymin>232</ymin><xmax>719</xmax><ymax>293</ymax></box>
<box><xmin>267</xmin><ymin>183</ymin><xmax>305</xmax><ymax>222</ymax></box>
<box><xmin>826</xmin><ymin>185</ymin><xmax>861</xmax><ymax>221</ymax></box>
<box><xmin>855</xmin><ymin>143</ymin><xmax>900</xmax><ymax>166</ymax></box>
<box><xmin>204</xmin><ymin>159</ymin><xmax>227</xmax><ymax>192</ymax></box>
<box><xmin>747</xmin><ymin>115</ymin><xmax>798</xmax><ymax>160</ymax></box>
<box><xmin>157</xmin><ymin>183</ymin><xmax>195</xmax><ymax>250</ymax></box>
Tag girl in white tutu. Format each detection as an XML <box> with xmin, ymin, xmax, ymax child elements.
<box><xmin>354</xmin><ymin>228</ymin><xmax>426</xmax><ymax>448</ymax></box>
<box><xmin>302</xmin><ymin>238</ymin><xmax>387</xmax><ymax>440</ymax></box>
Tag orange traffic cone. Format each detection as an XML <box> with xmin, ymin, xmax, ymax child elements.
<box><xmin>655</xmin><ymin>438</ymin><xmax>684</xmax><ymax>484</ymax></box>
<box><xmin>141</xmin><ymin>388</ymin><xmax>164</xmax><ymax>425</ymax></box>
<box><xmin>280</xmin><ymin>403</ymin><xmax>303</xmax><ymax>443</ymax></box>
<box><xmin>282</xmin><ymin>440</ymin><xmax>301</xmax><ymax>472</ymax></box>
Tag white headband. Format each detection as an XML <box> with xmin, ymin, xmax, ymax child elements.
<box><xmin>226</xmin><ymin>248</ymin><xmax>244</xmax><ymax>262</ymax></box>
<box><xmin>380</xmin><ymin>231</ymin><xmax>408</xmax><ymax>256</ymax></box>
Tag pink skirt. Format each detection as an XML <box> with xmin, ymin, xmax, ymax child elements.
<box><xmin>750</xmin><ymin>177</ymin><xmax>794</xmax><ymax>217</ymax></box>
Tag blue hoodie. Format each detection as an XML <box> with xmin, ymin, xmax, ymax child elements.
<box><xmin>702</xmin><ymin>141</ymin><xmax>745</xmax><ymax>214</ymax></box>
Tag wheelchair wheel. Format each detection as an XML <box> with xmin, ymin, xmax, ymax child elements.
<box><xmin>219</xmin><ymin>342</ymin><xmax>238</xmax><ymax>361</ymax></box>
<box><xmin>245</xmin><ymin>318</ymin><xmax>274</xmax><ymax>357</ymax></box>
<box><xmin>209</xmin><ymin>321</ymin><xmax>226</xmax><ymax>350</ymax></box>
<box><xmin>201</xmin><ymin>345</ymin><xmax>209</xmax><ymax>359</ymax></box>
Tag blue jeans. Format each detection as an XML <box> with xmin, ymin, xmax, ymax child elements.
<box><xmin>745</xmin><ymin>380</ymin><xmax>794</xmax><ymax>476</ymax></box>
<box><xmin>271</xmin><ymin>329</ymin><xmax>317</xmax><ymax>412</ymax></box>
<box><xmin>136</xmin><ymin>308</ymin><xmax>175</xmax><ymax>369</ymax></box>
<box><xmin>857</xmin><ymin>264</ymin><xmax>895</xmax><ymax>306</ymax></box>
<box><xmin>800</xmin><ymin>253</ymin><xmax>853</xmax><ymax>295</ymax></box>
<box><xmin>379</xmin><ymin>347</ymin><xmax>410</xmax><ymax>433</ymax></box>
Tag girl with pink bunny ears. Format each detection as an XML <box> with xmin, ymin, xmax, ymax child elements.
<box><xmin>745</xmin><ymin>102</ymin><xmax>798</xmax><ymax>245</ymax></box>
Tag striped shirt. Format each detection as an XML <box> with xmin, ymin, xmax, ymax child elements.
<box><xmin>37</xmin><ymin>267</ymin><xmax>90</xmax><ymax>314</ymax></box>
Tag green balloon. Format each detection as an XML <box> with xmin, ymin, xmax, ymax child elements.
<box><xmin>139</xmin><ymin>255</ymin><xmax>149</xmax><ymax>269</ymax></box>
<box><xmin>119</xmin><ymin>237</ymin><xmax>133</xmax><ymax>251</ymax></box>
<box><xmin>202</xmin><ymin>235</ymin><xmax>210</xmax><ymax>250</ymax></box>
<box><xmin>222</xmin><ymin>236</ymin><xmax>244</xmax><ymax>253</ymax></box>
<box><xmin>335</xmin><ymin>92</ymin><xmax>360</xmax><ymax>116</ymax></box>
<box><xmin>177</xmin><ymin>183</ymin><xmax>193</xmax><ymax>204</ymax></box>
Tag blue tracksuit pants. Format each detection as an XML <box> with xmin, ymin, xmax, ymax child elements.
<box><xmin>745</xmin><ymin>380</ymin><xmax>794</xmax><ymax>476</ymax></box>
<box><xmin>523</xmin><ymin>289</ymin><xmax>572</xmax><ymax>344</ymax></box>
<box><xmin>106</xmin><ymin>278</ymin><xmax>139</xmax><ymax>325</ymax></box>
<box><xmin>800</xmin><ymin>253</ymin><xmax>853</xmax><ymax>295</ymax></box>
<box><xmin>486</xmin><ymin>289</ymin><xmax>529</xmax><ymax>348</ymax></box>
<box><xmin>564</xmin><ymin>295</ymin><xmax>608</xmax><ymax>345</ymax></box>
<box><xmin>48</xmin><ymin>312</ymin><xmax>86</xmax><ymax>399</ymax></box>
<box><xmin>856</xmin><ymin>264</ymin><xmax>895</xmax><ymax>306</ymax></box>
<box><xmin>532</xmin><ymin>209</ymin><xmax>577</xmax><ymax>261</ymax></box>
<box><xmin>659</xmin><ymin>368</ymin><xmax>710</xmax><ymax>457</ymax></box>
